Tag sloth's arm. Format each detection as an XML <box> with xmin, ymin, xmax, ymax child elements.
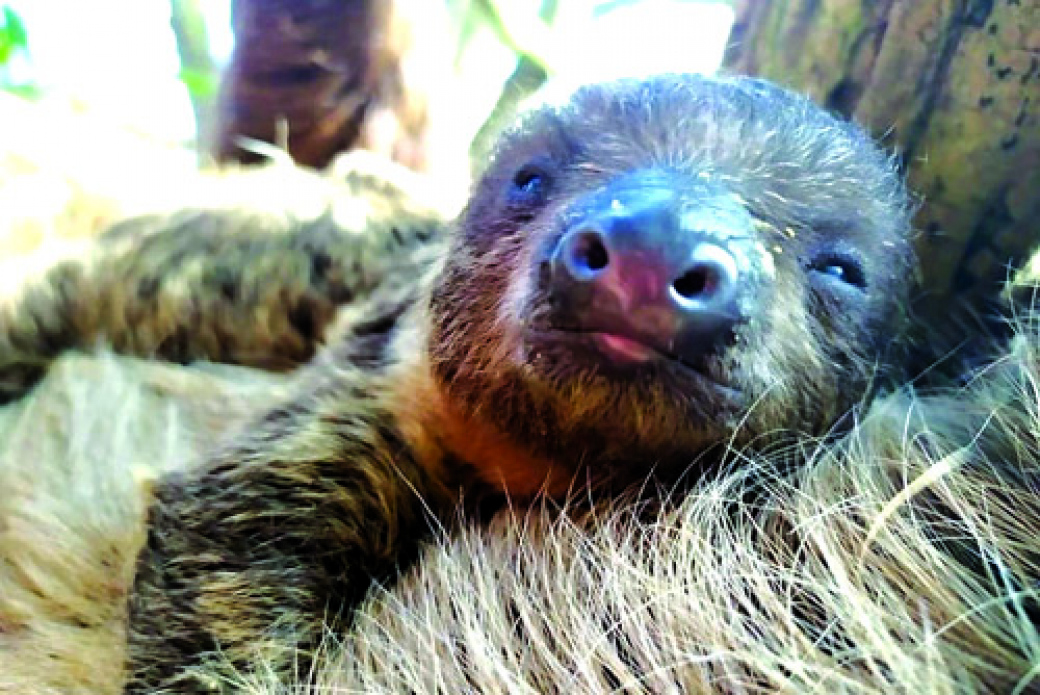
<box><xmin>125</xmin><ymin>365</ymin><xmax>442</xmax><ymax>692</ymax></box>
<box><xmin>0</xmin><ymin>203</ymin><xmax>441</xmax><ymax>402</ymax></box>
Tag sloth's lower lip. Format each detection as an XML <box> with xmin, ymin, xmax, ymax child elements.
<box><xmin>590</xmin><ymin>332</ymin><xmax>658</xmax><ymax>363</ymax></box>
<box><xmin>537</xmin><ymin>328</ymin><xmax>694</xmax><ymax>369</ymax></box>
<box><xmin>527</xmin><ymin>327</ymin><xmax>731</xmax><ymax>391</ymax></box>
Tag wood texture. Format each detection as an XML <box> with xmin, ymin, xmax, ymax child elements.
<box><xmin>212</xmin><ymin>0</ymin><xmax>434</xmax><ymax>172</ymax></box>
<box><xmin>726</xmin><ymin>0</ymin><xmax>1039</xmax><ymax>318</ymax></box>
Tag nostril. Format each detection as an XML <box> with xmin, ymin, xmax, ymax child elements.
<box><xmin>560</xmin><ymin>230</ymin><xmax>610</xmax><ymax>280</ymax></box>
<box><xmin>672</xmin><ymin>264</ymin><xmax>719</xmax><ymax>300</ymax></box>
<box><xmin>573</xmin><ymin>231</ymin><xmax>609</xmax><ymax>271</ymax></box>
<box><xmin>584</xmin><ymin>237</ymin><xmax>609</xmax><ymax>271</ymax></box>
<box><xmin>670</xmin><ymin>244</ymin><xmax>739</xmax><ymax>307</ymax></box>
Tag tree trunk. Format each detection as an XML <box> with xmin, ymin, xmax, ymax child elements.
<box><xmin>212</xmin><ymin>0</ymin><xmax>437</xmax><ymax>173</ymax></box>
<box><xmin>725</xmin><ymin>0</ymin><xmax>1039</xmax><ymax>324</ymax></box>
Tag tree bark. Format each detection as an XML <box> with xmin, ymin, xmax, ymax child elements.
<box><xmin>725</xmin><ymin>0</ymin><xmax>1039</xmax><ymax>322</ymax></box>
<box><xmin>212</xmin><ymin>0</ymin><xmax>436</xmax><ymax>172</ymax></box>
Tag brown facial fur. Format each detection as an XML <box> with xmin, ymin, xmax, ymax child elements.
<box><xmin>430</xmin><ymin>75</ymin><xmax>913</xmax><ymax>488</ymax></box>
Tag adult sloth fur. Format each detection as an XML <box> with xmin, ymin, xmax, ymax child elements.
<box><xmin>1</xmin><ymin>73</ymin><xmax>1038</xmax><ymax>692</ymax></box>
<box><xmin>3</xmin><ymin>73</ymin><xmax>919</xmax><ymax>691</ymax></box>
<box><xmin>2</xmin><ymin>301</ymin><xmax>1040</xmax><ymax>693</ymax></box>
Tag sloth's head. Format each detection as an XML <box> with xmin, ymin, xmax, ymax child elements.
<box><xmin>428</xmin><ymin>74</ymin><xmax>914</xmax><ymax>492</ymax></box>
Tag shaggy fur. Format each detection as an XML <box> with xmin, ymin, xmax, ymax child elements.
<box><xmin>0</xmin><ymin>154</ymin><xmax>446</xmax><ymax>402</ymax></box>
<box><xmin>297</xmin><ymin>314</ymin><xmax>1040</xmax><ymax>695</ymax></box>
<box><xmin>0</xmin><ymin>355</ymin><xmax>289</xmax><ymax>693</ymax></box>
<box><xmin>3</xmin><ymin>316</ymin><xmax>1040</xmax><ymax>693</ymax></box>
<box><xmin>293</xmin><ymin>317</ymin><xmax>1040</xmax><ymax>694</ymax></box>
<box><xmin>0</xmin><ymin>73</ymin><xmax>922</xmax><ymax>691</ymax></box>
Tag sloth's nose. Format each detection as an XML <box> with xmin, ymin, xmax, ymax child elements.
<box><xmin>550</xmin><ymin>180</ymin><xmax>757</xmax><ymax>365</ymax></box>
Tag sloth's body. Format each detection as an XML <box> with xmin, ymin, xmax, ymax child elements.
<box><xmin>0</xmin><ymin>74</ymin><xmax>913</xmax><ymax>690</ymax></box>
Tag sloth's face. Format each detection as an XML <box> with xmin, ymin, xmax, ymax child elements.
<box><xmin>429</xmin><ymin>74</ymin><xmax>914</xmax><ymax>492</ymax></box>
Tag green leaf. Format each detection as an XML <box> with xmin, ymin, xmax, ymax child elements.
<box><xmin>2</xmin><ymin>6</ymin><xmax>28</xmax><ymax>48</ymax></box>
<box><xmin>178</xmin><ymin>66</ymin><xmax>218</xmax><ymax>99</ymax></box>
<box><xmin>0</xmin><ymin>5</ymin><xmax>29</xmax><ymax>66</ymax></box>
<box><xmin>3</xmin><ymin>82</ymin><xmax>41</xmax><ymax>99</ymax></box>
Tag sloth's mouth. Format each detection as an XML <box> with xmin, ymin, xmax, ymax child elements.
<box><xmin>527</xmin><ymin>327</ymin><xmax>736</xmax><ymax>396</ymax></box>
<box><xmin>589</xmin><ymin>332</ymin><xmax>660</xmax><ymax>363</ymax></box>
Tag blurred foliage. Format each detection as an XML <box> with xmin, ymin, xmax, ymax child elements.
<box><xmin>456</xmin><ymin>0</ymin><xmax>558</xmax><ymax>72</ymax></box>
<box><xmin>450</xmin><ymin>0</ymin><xmax>733</xmax><ymax>160</ymax></box>
<box><xmin>170</xmin><ymin>0</ymin><xmax>219</xmax><ymax>154</ymax></box>
<box><xmin>1</xmin><ymin>83</ymin><xmax>37</xmax><ymax>99</ymax></box>
<box><xmin>0</xmin><ymin>0</ymin><xmax>731</xmax><ymax>160</ymax></box>
<box><xmin>461</xmin><ymin>0</ymin><xmax>558</xmax><ymax>159</ymax></box>
<box><xmin>0</xmin><ymin>5</ymin><xmax>26</xmax><ymax>64</ymax></box>
<box><xmin>178</xmin><ymin>66</ymin><xmax>218</xmax><ymax>101</ymax></box>
<box><xmin>0</xmin><ymin>4</ymin><xmax>38</xmax><ymax>98</ymax></box>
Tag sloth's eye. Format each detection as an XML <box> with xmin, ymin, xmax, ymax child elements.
<box><xmin>509</xmin><ymin>166</ymin><xmax>550</xmax><ymax>206</ymax></box>
<box><xmin>809</xmin><ymin>252</ymin><xmax>867</xmax><ymax>289</ymax></box>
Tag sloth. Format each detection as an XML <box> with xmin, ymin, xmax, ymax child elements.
<box><xmin>0</xmin><ymin>73</ymin><xmax>914</xmax><ymax>691</ymax></box>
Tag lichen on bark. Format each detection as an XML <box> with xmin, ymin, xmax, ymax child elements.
<box><xmin>725</xmin><ymin>0</ymin><xmax>1039</xmax><ymax>322</ymax></box>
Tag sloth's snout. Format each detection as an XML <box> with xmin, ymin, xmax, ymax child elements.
<box><xmin>555</xmin><ymin>224</ymin><xmax>740</xmax><ymax>316</ymax></box>
<box><xmin>549</xmin><ymin>172</ymin><xmax>761</xmax><ymax>365</ymax></box>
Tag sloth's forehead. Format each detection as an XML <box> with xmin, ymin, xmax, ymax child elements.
<box><xmin>506</xmin><ymin>75</ymin><xmax>877</xmax><ymax>175</ymax></box>
<box><xmin>486</xmin><ymin>74</ymin><xmax>908</xmax><ymax>235</ymax></box>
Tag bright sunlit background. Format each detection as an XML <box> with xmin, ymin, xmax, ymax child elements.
<box><xmin>3</xmin><ymin>0</ymin><xmax>231</xmax><ymax>143</ymax></box>
<box><xmin>0</xmin><ymin>0</ymin><xmax>733</xmax><ymax>152</ymax></box>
